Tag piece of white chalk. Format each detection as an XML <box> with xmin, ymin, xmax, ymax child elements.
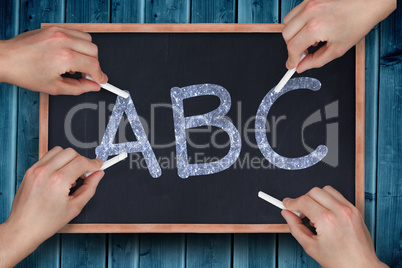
<box><xmin>85</xmin><ymin>74</ymin><xmax>129</xmax><ymax>99</ymax></box>
<box><xmin>258</xmin><ymin>191</ymin><xmax>302</xmax><ymax>217</ymax></box>
<box><xmin>84</xmin><ymin>152</ymin><xmax>128</xmax><ymax>178</ymax></box>
<box><xmin>274</xmin><ymin>52</ymin><xmax>307</xmax><ymax>93</ymax></box>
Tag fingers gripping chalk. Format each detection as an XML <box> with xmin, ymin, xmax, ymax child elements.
<box><xmin>274</xmin><ymin>52</ymin><xmax>307</xmax><ymax>93</ymax></box>
<box><xmin>84</xmin><ymin>152</ymin><xmax>128</xmax><ymax>178</ymax></box>
<box><xmin>85</xmin><ymin>74</ymin><xmax>129</xmax><ymax>99</ymax></box>
<box><xmin>258</xmin><ymin>191</ymin><xmax>302</xmax><ymax>217</ymax></box>
<box><xmin>258</xmin><ymin>191</ymin><xmax>317</xmax><ymax>234</ymax></box>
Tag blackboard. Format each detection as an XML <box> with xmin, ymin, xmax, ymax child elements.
<box><xmin>39</xmin><ymin>24</ymin><xmax>364</xmax><ymax>233</ymax></box>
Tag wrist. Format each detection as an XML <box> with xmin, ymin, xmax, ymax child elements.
<box><xmin>0</xmin><ymin>40</ymin><xmax>13</xmax><ymax>84</ymax></box>
<box><xmin>0</xmin><ymin>220</ymin><xmax>40</xmax><ymax>267</ymax></box>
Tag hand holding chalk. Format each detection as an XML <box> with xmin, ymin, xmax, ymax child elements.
<box><xmin>85</xmin><ymin>74</ymin><xmax>129</xmax><ymax>99</ymax></box>
<box><xmin>274</xmin><ymin>52</ymin><xmax>307</xmax><ymax>93</ymax></box>
<box><xmin>258</xmin><ymin>191</ymin><xmax>302</xmax><ymax>217</ymax></box>
<box><xmin>84</xmin><ymin>152</ymin><xmax>128</xmax><ymax>177</ymax></box>
<box><xmin>279</xmin><ymin>186</ymin><xmax>383</xmax><ymax>267</ymax></box>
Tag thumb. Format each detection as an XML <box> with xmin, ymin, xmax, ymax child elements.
<box><xmin>282</xmin><ymin>210</ymin><xmax>314</xmax><ymax>245</ymax></box>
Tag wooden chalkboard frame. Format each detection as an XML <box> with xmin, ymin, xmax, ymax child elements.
<box><xmin>39</xmin><ymin>23</ymin><xmax>365</xmax><ymax>233</ymax></box>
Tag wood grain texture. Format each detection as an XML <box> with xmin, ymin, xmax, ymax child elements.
<box><xmin>111</xmin><ymin>0</ymin><xmax>145</xmax><ymax>23</ymax></box>
<box><xmin>277</xmin><ymin>2</ymin><xmax>320</xmax><ymax>267</ymax></box>
<box><xmin>364</xmin><ymin>26</ymin><xmax>379</xmax><ymax>239</ymax></box>
<box><xmin>376</xmin><ymin>6</ymin><xmax>402</xmax><ymax>267</ymax></box>
<box><xmin>192</xmin><ymin>0</ymin><xmax>235</xmax><ymax>23</ymax></box>
<box><xmin>0</xmin><ymin>0</ymin><xmax>18</xmax><ymax>224</ymax></box>
<box><xmin>233</xmin><ymin>2</ymin><xmax>277</xmax><ymax>267</ymax></box>
<box><xmin>16</xmin><ymin>0</ymin><xmax>64</xmax><ymax>267</ymax></box>
<box><xmin>233</xmin><ymin>234</ymin><xmax>276</xmax><ymax>268</ymax></box>
<box><xmin>108</xmin><ymin>234</ymin><xmax>139</xmax><ymax>268</ymax></box>
<box><xmin>238</xmin><ymin>0</ymin><xmax>278</xmax><ymax>23</ymax></box>
<box><xmin>145</xmin><ymin>0</ymin><xmax>190</xmax><ymax>23</ymax></box>
<box><xmin>61</xmin><ymin>234</ymin><xmax>106</xmax><ymax>267</ymax></box>
<box><xmin>140</xmin><ymin>234</ymin><xmax>185</xmax><ymax>267</ymax></box>
<box><xmin>186</xmin><ymin>234</ymin><xmax>231</xmax><ymax>268</ymax></box>
<box><xmin>61</xmin><ymin>1</ymin><xmax>110</xmax><ymax>267</ymax></box>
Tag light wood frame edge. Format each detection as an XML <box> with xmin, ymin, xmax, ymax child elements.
<box><xmin>38</xmin><ymin>23</ymin><xmax>364</xmax><ymax>233</ymax></box>
<box><xmin>355</xmin><ymin>39</ymin><xmax>365</xmax><ymax>218</ymax></box>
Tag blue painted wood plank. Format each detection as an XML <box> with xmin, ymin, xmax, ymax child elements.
<box><xmin>278</xmin><ymin>2</ymin><xmax>320</xmax><ymax>267</ymax></box>
<box><xmin>108</xmin><ymin>234</ymin><xmax>139</xmax><ymax>268</ymax></box>
<box><xmin>15</xmin><ymin>0</ymin><xmax>64</xmax><ymax>267</ymax></box>
<box><xmin>376</xmin><ymin>6</ymin><xmax>402</xmax><ymax>267</ymax></box>
<box><xmin>61</xmin><ymin>234</ymin><xmax>106</xmax><ymax>267</ymax></box>
<box><xmin>233</xmin><ymin>234</ymin><xmax>275</xmax><ymax>268</ymax></box>
<box><xmin>186</xmin><ymin>234</ymin><xmax>231</xmax><ymax>268</ymax></box>
<box><xmin>138</xmin><ymin>2</ymin><xmax>189</xmax><ymax>267</ymax></box>
<box><xmin>364</xmin><ymin>26</ymin><xmax>379</xmax><ymax>240</ymax></box>
<box><xmin>66</xmin><ymin>0</ymin><xmax>110</xmax><ymax>23</ymax></box>
<box><xmin>0</xmin><ymin>0</ymin><xmax>18</xmax><ymax>224</ymax></box>
<box><xmin>140</xmin><ymin>234</ymin><xmax>185</xmax><ymax>267</ymax></box>
<box><xmin>108</xmin><ymin>1</ymin><xmax>144</xmax><ymax>267</ymax></box>
<box><xmin>61</xmin><ymin>1</ymin><xmax>110</xmax><ymax>267</ymax></box>
<box><xmin>233</xmin><ymin>2</ymin><xmax>277</xmax><ymax>267</ymax></box>
<box><xmin>111</xmin><ymin>0</ymin><xmax>145</xmax><ymax>23</ymax></box>
<box><xmin>191</xmin><ymin>0</ymin><xmax>235</xmax><ymax>23</ymax></box>
<box><xmin>238</xmin><ymin>0</ymin><xmax>278</xmax><ymax>23</ymax></box>
<box><xmin>145</xmin><ymin>0</ymin><xmax>190</xmax><ymax>23</ymax></box>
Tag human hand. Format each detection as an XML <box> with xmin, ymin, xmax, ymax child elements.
<box><xmin>0</xmin><ymin>26</ymin><xmax>107</xmax><ymax>95</ymax></box>
<box><xmin>282</xmin><ymin>0</ymin><xmax>396</xmax><ymax>73</ymax></box>
<box><xmin>282</xmin><ymin>186</ymin><xmax>387</xmax><ymax>268</ymax></box>
<box><xmin>0</xmin><ymin>147</ymin><xmax>104</xmax><ymax>267</ymax></box>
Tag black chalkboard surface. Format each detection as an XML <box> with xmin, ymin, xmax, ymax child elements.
<box><xmin>40</xmin><ymin>24</ymin><xmax>364</xmax><ymax>233</ymax></box>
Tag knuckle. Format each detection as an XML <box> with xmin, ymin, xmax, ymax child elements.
<box><xmin>282</xmin><ymin>29</ymin><xmax>291</xmax><ymax>43</ymax></box>
<box><xmin>51</xmin><ymin>30</ymin><xmax>69</xmax><ymax>41</ymax></box>
<box><xmin>56</xmin><ymin>48</ymin><xmax>74</xmax><ymax>62</ymax></box>
<box><xmin>304</xmin><ymin>1</ymin><xmax>320</xmax><ymax>13</ymax></box>
<box><xmin>33</xmin><ymin>165</ymin><xmax>47</xmax><ymax>178</ymax></box>
<box><xmin>76</xmin><ymin>155</ymin><xmax>89</xmax><ymax>165</ymax></box>
<box><xmin>91</xmin><ymin>43</ymin><xmax>99</xmax><ymax>55</ymax></box>
<box><xmin>323</xmin><ymin>185</ymin><xmax>333</xmax><ymax>191</ymax></box>
<box><xmin>321</xmin><ymin>211</ymin><xmax>336</xmax><ymax>225</ymax></box>
<box><xmin>308</xmin><ymin>187</ymin><xmax>321</xmax><ymax>196</ymax></box>
<box><xmin>51</xmin><ymin>171</ymin><xmax>65</xmax><ymax>182</ymax></box>
<box><xmin>25</xmin><ymin>167</ymin><xmax>35</xmax><ymax>177</ymax></box>
<box><xmin>85</xmin><ymin>32</ymin><xmax>92</xmax><ymax>41</ymax></box>
<box><xmin>297</xmin><ymin>195</ymin><xmax>309</xmax><ymax>205</ymax></box>
<box><xmin>65</xmin><ymin>147</ymin><xmax>78</xmax><ymax>156</ymax></box>
<box><xmin>305</xmin><ymin>19</ymin><xmax>321</xmax><ymax>34</ymax></box>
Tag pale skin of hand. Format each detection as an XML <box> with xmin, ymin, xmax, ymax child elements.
<box><xmin>0</xmin><ymin>147</ymin><xmax>104</xmax><ymax>268</ymax></box>
<box><xmin>283</xmin><ymin>0</ymin><xmax>396</xmax><ymax>72</ymax></box>
<box><xmin>282</xmin><ymin>186</ymin><xmax>388</xmax><ymax>268</ymax></box>
<box><xmin>0</xmin><ymin>26</ymin><xmax>108</xmax><ymax>95</ymax></box>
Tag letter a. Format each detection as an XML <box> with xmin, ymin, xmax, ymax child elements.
<box><xmin>171</xmin><ymin>84</ymin><xmax>241</xmax><ymax>179</ymax></box>
<box><xmin>96</xmin><ymin>91</ymin><xmax>161</xmax><ymax>178</ymax></box>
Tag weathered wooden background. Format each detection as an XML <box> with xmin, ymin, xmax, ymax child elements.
<box><xmin>0</xmin><ymin>0</ymin><xmax>400</xmax><ymax>267</ymax></box>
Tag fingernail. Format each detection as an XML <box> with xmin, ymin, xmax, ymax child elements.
<box><xmin>283</xmin><ymin>197</ymin><xmax>290</xmax><ymax>204</ymax></box>
<box><xmin>96</xmin><ymin>158</ymin><xmax>103</xmax><ymax>164</ymax></box>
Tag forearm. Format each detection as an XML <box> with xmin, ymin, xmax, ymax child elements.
<box><xmin>0</xmin><ymin>221</ymin><xmax>38</xmax><ymax>268</ymax></box>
